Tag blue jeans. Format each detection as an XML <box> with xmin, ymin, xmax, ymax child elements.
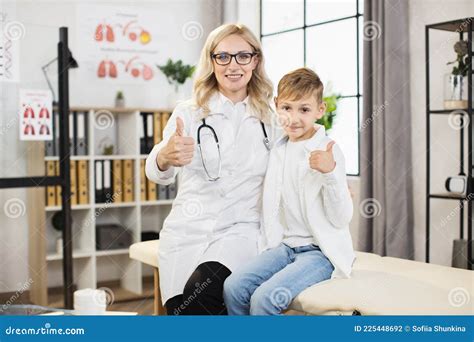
<box><xmin>223</xmin><ymin>243</ymin><xmax>334</xmax><ymax>315</ymax></box>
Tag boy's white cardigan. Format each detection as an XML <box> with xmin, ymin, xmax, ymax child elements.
<box><xmin>258</xmin><ymin>124</ymin><xmax>356</xmax><ymax>279</ymax></box>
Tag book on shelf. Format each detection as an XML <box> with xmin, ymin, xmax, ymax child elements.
<box><xmin>112</xmin><ymin>159</ymin><xmax>123</xmax><ymax>203</ymax></box>
<box><xmin>77</xmin><ymin>160</ymin><xmax>89</xmax><ymax>204</ymax></box>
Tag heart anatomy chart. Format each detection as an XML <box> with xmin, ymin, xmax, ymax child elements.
<box><xmin>19</xmin><ymin>89</ymin><xmax>53</xmax><ymax>141</ymax></box>
<box><xmin>77</xmin><ymin>5</ymin><xmax>159</xmax><ymax>83</ymax></box>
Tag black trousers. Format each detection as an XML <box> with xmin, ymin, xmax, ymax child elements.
<box><xmin>165</xmin><ymin>261</ymin><xmax>231</xmax><ymax>315</ymax></box>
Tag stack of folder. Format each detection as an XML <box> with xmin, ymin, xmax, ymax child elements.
<box><xmin>139</xmin><ymin>111</ymin><xmax>171</xmax><ymax>155</ymax></box>
<box><xmin>45</xmin><ymin>111</ymin><xmax>88</xmax><ymax>157</ymax></box>
<box><xmin>45</xmin><ymin>160</ymin><xmax>89</xmax><ymax>207</ymax></box>
<box><xmin>94</xmin><ymin>159</ymin><xmax>134</xmax><ymax>203</ymax></box>
<box><xmin>139</xmin><ymin>159</ymin><xmax>177</xmax><ymax>201</ymax></box>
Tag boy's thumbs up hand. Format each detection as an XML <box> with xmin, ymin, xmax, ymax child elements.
<box><xmin>309</xmin><ymin>140</ymin><xmax>336</xmax><ymax>174</ymax></box>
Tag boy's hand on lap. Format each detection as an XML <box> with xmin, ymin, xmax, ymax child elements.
<box><xmin>309</xmin><ymin>141</ymin><xmax>336</xmax><ymax>174</ymax></box>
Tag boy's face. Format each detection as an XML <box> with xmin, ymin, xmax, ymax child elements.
<box><xmin>275</xmin><ymin>94</ymin><xmax>326</xmax><ymax>142</ymax></box>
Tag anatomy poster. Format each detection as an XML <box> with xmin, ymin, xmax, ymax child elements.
<box><xmin>19</xmin><ymin>89</ymin><xmax>53</xmax><ymax>141</ymax></box>
<box><xmin>76</xmin><ymin>5</ymin><xmax>159</xmax><ymax>83</ymax></box>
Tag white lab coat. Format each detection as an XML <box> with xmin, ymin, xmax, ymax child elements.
<box><xmin>258</xmin><ymin>125</ymin><xmax>356</xmax><ymax>279</ymax></box>
<box><xmin>145</xmin><ymin>92</ymin><xmax>276</xmax><ymax>303</ymax></box>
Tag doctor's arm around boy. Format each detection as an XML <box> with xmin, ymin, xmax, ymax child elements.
<box><xmin>223</xmin><ymin>67</ymin><xmax>356</xmax><ymax>315</ymax></box>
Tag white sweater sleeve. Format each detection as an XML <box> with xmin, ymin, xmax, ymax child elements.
<box><xmin>319</xmin><ymin>143</ymin><xmax>353</xmax><ymax>228</ymax></box>
<box><xmin>145</xmin><ymin>102</ymin><xmax>190</xmax><ymax>185</ymax></box>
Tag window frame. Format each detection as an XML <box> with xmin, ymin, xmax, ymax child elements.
<box><xmin>259</xmin><ymin>0</ymin><xmax>363</xmax><ymax>176</ymax></box>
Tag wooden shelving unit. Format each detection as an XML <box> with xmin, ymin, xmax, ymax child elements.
<box><xmin>27</xmin><ymin>106</ymin><xmax>174</xmax><ymax>306</ymax></box>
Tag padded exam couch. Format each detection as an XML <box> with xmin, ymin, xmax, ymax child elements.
<box><xmin>130</xmin><ymin>240</ymin><xmax>474</xmax><ymax>315</ymax></box>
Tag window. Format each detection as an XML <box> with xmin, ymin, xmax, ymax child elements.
<box><xmin>260</xmin><ymin>0</ymin><xmax>363</xmax><ymax>175</ymax></box>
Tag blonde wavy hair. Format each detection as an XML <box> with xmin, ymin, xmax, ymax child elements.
<box><xmin>193</xmin><ymin>23</ymin><xmax>273</xmax><ymax>123</ymax></box>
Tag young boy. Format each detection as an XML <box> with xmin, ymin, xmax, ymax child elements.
<box><xmin>223</xmin><ymin>68</ymin><xmax>355</xmax><ymax>315</ymax></box>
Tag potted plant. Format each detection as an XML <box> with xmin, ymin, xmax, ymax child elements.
<box><xmin>317</xmin><ymin>93</ymin><xmax>341</xmax><ymax>131</ymax></box>
<box><xmin>445</xmin><ymin>40</ymin><xmax>470</xmax><ymax>109</ymax></box>
<box><xmin>115</xmin><ymin>91</ymin><xmax>125</xmax><ymax>108</ymax></box>
<box><xmin>157</xmin><ymin>59</ymin><xmax>196</xmax><ymax>107</ymax></box>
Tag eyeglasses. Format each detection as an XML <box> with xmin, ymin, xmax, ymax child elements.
<box><xmin>211</xmin><ymin>52</ymin><xmax>257</xmax><ymax>66</ymax></box>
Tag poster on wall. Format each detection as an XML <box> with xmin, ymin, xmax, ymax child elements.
<box><xmin>19</xmin><ymin>89</ymin><xmax>53</xmax><ymax>141</ymax></box>
<box><xmin>76</xmin><ymin>5</ymin><xmax>160</xmax><ymax>84</ymax></box>
<box><xmin>0</xmin><ymin>11</ymin><xmax>21</xmax><ymax>82</ymax></box>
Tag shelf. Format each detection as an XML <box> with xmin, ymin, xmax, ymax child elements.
<box><xmin>429</xmin><ymin>193</ymin><xmax>468</xmax><ymax>200</ymax></box>
<box><xmin>93</xmin><ymin>155</ymin><xmax>138</xmax><ymax>160</ymax></box>
<box><xmin>44</xmin><ymin>155</ymin><xmax>90</xmax><ymax>161</ymax></box>
<box><xmin>427</xmin><ymin>18</ymin><xmax>473</xmax><ymax>32</ymax></box>
<box><xmin>46</xmin><ymin>250</ymin><xmax>93</xmax><ymax>261</ymax></box>
<box><xmin>429</xmin><ymin>109</ymin><xmax>471</xmax><ymax>115</ymax></box>
<box><xmin>140</xmin><ymin>199</ymin><xmax>174</xmax><ymax>206</ymax></box>
<box><xmin>95</xmin><ymin>201</ymin><xmax>137</xmax><ymax>209</ymax></box>
<box><xmin>95</xmin><ymin>248</ymin><xmax>129</xmax><ymax>257</ymax></box>
<box><xmin>45</xmin><ymin>204</ymin><xmax>92</xmax><ymax>212</ymax></box>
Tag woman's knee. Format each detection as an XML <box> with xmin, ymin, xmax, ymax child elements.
<box><xmin>223</xmin><ymin>272</ymin><xmax>245</xmax><ymax>302</ymax></box>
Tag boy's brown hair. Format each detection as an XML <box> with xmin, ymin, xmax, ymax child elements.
<box><xmin>276</xmin><ymin>67</ymin><xmax>324</xmax><ymax>104</ymax></box>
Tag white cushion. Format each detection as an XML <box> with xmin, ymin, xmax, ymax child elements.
<box><xmin>290</xmin><ymin>252</ymin><xmax>474</xmax><ymax>315</ymax></box>
<box><xmin>129</xmin><ymin>240</ymin><xmax>159</xmax><ymax>268</ymax></box>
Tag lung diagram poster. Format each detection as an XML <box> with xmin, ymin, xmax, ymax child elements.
<box><xmin>76</xmin><ymin>5</ymin><xmax>159</xmax><ymax>83</ymax></box>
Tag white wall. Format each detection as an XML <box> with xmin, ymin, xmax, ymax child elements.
<box><xmin>0</xmin><ymin>0</ymin><xmax>222</xmax><ymax>292</ymax></box>
<box><xmin>409</xmin><ymin>0</ymin><xmax>474</xmax><ymax>265</ymax></box>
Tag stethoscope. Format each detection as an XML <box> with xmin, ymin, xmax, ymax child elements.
<box><xmin>197</xmin><ymin>118</ymin><xmax>270</xmax><ymax>181</ymax></box>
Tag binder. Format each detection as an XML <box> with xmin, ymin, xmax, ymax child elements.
<box><xmin>76</xmin><ymin>112</ymin><xmax>87</xmax><ymax>155</ymax></box>
<box><xmin>122</xmin><ymin>159</ymin><xmax>134</xmax><ymax>202</ymax></box>
<box><xmin>139</xmin><ymin>113</ymin><xmax>147</xmax><ymax>155</ymax></box>
<box><xmin>70</xmin><ymin>160</ymin><xmax>77</xmax><ymax>205</ymax></box>
<box><xmin>140</xmin><ymin>159</ymin><xmax>146</xmax><ymax>201</ymax></box>
<box><xmin>44</xmin><ymin>111</ymin><xmax>55</xmax><ymax>156</ymax></box>
<box><xmin>45</xmin><ymin>161</ymin><xmax>56</xmax><ymax>207</ymax></box>
<box><xmin>69</xmin><ymin>112</ymin><xmax>76</xmax><ymax>156</ymax></box>
<box><xmin>147</xmin><ymin>179</ymin><xmax>157</xmax><ymax>201</ymax></box>
<box><xmin>95</xmin><ymin>160</ymin><xmax>104</xmax><ymax>203</ymax></box>
<box><xmin>168</xmin><ymin>181</ymin><xmax>177</xmax><ymax>199</ymax></box>
<box><xmin>54</xmin><ymin>113</ymin><xmax>60</xmax><ymax>156</ymax></box>
<box><xmin>55</xmin><ymin>161</ymin><xmax>61</xmax><ymax>206</ymax></box>
<box><xmin>146</xmin><ymin>113</ymin><xmax>154</xmax><ymax>153</ymax></box>
<box><xmin>161</xmin><ymin>112</ymin><xmax>170</xmax><ymax>135</ymax></box>
<box><xmin>153</xmin><ymin>112</ymin><xmax>162</xmax><ymax>145</ymax></box>
<box><xmin>158</xmin><ymin>184</ymin><xmax>168</xmax><ymax>200</ymax></box>
<box><xmin>77</xmin><ymin>160</ymin><xmax>89</xmax><ymax>204</ymax></box>
<box><xmin>112</xmin><ymin>160</ymin><xmax>123</xmax><ymax>203</ymax></box>
<box><xmin>103</xmin><ymin>160</ymin><xmax>112</xmax><ymax>202</ymax></box>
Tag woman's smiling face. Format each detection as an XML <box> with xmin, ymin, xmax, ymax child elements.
<box><xmin>212</xmin><ymin>34</ymin><xmax>258</xmax><ymax>99</ymax></box>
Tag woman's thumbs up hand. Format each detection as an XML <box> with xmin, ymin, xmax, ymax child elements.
<box><xmin>156</xmin><ymin>117</ymin><xmax>195</xmax><ymax>171</ymax></box>
<box><xmin>309</xmin><ymin>140</ymin><xmax>336</xmax><ymax>174</ymax></box>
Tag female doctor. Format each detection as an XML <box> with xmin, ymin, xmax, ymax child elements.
<box><xmin>145</xmin><ymin>23</ymin><xmax>276</xmax><ymax>315</ymax></box>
